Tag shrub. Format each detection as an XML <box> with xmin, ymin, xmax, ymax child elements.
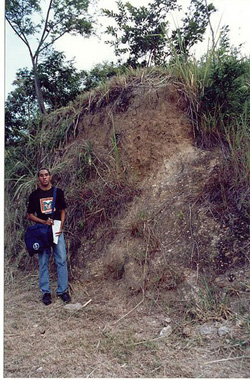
<box><xmin>199</xmin><ymin>53</ymin><xmax>250</xmax><ymax>142</ymax></box>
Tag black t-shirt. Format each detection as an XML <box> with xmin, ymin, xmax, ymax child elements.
<box><xmin>27</xmin><ymin>187</ymin><xmax>67</xmax><ymax>221</ymax></box>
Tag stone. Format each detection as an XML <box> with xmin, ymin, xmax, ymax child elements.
<box><xmin>182</xmin><ymin>326</ymin><xmax>192</xmax><ymax>337</ymax></box>
<box><xmin>199</xmin><ymin>324</ymin><xmax>217</xmax><ymax>336</ymax></box>
<box><xmin>218</xmin><ymin>326</ymin><xmax>231</xmax><ymax>337</ymax></box>
<box><xmin>159</xmin><ymin>325</ymin><xmax>173</xmax><ymax>338</ymax></box>
<box><xmin>179</xmin><ymin>269</ymin><xmax>201</xmax><ymax>304</ymax></box>
<box><xmin>164</xmin><ymin>317</ymin><xmax>171</xmax><ymax>324</ymax></box>
<box><xmin>64</xmin><ymin>303</ymin><xmax>83</xmax><ymax>312</ymax></box>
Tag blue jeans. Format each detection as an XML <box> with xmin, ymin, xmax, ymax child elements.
<box><xmin>38</xmin><ymin>233</ymin><xmax>68</xmax><ymax>295</ymax></box>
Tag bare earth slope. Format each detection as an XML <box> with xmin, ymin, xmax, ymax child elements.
<box><xmin>4</xmin><ymin>79</ymin><xmax>250</xmax><ymax>377</ymax></box>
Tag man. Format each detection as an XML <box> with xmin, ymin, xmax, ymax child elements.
<box><xmin>27</xmin><ymin>167</ymin><xmax>71</xmax><ymax>305</ymax></box>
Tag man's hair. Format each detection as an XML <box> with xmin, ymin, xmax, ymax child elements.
<box><xmin>37</xmin><ymin>167</ymin><xmax>51</xmax><ymax>177</ymax></box>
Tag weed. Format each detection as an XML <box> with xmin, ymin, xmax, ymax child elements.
<box><xmin>185</xmin><ymin>276</ymin><xmax>232</xmax><ymax>322</ymax></box>
<box><xmin>177</xmin><ymin>210</ymin><xmax>184</xmax><ymax>220</ymax></box>
<box><xmin>231</xmin><ymin>338</ymin><xmax>250</xmax><ymax>351</ymax></box>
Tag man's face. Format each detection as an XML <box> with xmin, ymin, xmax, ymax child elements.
<box><xmin>38</xmin><ymin>169</ymin><xmax>51</xmax><ymax>188</ymax></box>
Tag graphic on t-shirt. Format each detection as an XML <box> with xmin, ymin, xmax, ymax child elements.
<box><xmin>40</xmin><ymin>197</ymin><xmax>53</xmax><ymax>214</ymax></box>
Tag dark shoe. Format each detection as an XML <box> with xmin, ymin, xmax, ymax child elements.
<box><xmin>58</xmin><ymin>292</ymin><xmax>71</xmax><ymax>303</ymax></box>
<box><xmin>42</xmin><ymin>293</ymin><xmax>52</xmax><ymax>306</ymax></box>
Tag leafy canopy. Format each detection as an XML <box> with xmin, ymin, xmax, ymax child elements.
<box><xmin>5</xmin><ymin>50</ymin><xmax>86</xmax><ymax>144</ymax></box>
<box><xmin>171</xmin><ymin>0</ymin><xmax>216</xmax><ymax>57</ymax></box>
<box><xmin>103</xmin><ymin>0</ymin><xmax>180</xmax><ymax>67</ymax></box>
<box><xmin>6</xmin><ymin>0</ymin><xmax>93</xmax><ymax>113</ymax></box>
<box><xmin>5</xmin><ymin>0</ymin><xmax>93</xmax><ymax>61</ymax></box>
<box><xmin>103</xmin><ymin>0</ymin><xmax>216</xmax><ymax>67</ymax></box>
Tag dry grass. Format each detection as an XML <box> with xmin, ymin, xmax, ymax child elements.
<box><xmin>4</xmin><ymin>266</ymin><xmax>250</xmax><ymax>378</ymax></box>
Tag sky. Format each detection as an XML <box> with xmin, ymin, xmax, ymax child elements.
<box><xmin>4</xmin><ymin>0</ymin><xmax>250</xmax><ymax>97</ymax></box>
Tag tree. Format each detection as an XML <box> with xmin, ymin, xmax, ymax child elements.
<box><xmin>38</xmin><ymin>50</ymin><xmax>85</xmax><ymax>110</ymax></box>
<box><xmin>171</xmin><ymin>0</ymin><xmax>216</xmax><ymax>58</ymax></box>
<box><xmin>103</xmin><ymin>0</ymin><xmax>179</xmax><ymax>67</ymax></box>
<box><xmin>103</xmin><ymin>0</ymin><xmax>216</xmax><ymax>67</ymax></box>
<box><xmin>5</xmin><ymin>0</ymin><xmax>93</xmax><ymax>114</ymax></box>
<box><xmin>5</xmin><ymin>68</ymin><xmax>39</xmax><ymax>144</ymax></box>
<box><xmin>5</xmin><ymin>50</ymin><xmax>86</xmax><ymax>144</ymax></box>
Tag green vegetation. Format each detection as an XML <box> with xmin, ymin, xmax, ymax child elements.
<box><xmin>5</xmin><ymin>50</ymin><xmax>87</xmax><ymax>144</ymax></box>
<box><xmin>167</xmin><ymin>30</ymin><xmax>250</xmax><ymax>219</ymax></box>
<box><xmin>185</xmin><ymin>276</ymin><xmax>232</xmax><ymax>322</ymax></box>
<box><xmin>6</xmin><ymin>0</ymin><xmax>93</xmax><ymax>113</ymax></box>
<box><xmin>103</xmin><ymin>0</ymin><xmax>216</xmax><ymax>67</ymax></box>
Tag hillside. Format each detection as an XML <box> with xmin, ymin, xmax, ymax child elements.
<box><xmin>4</xmin><ymin>73</ymin><xmax>250</xmax><ymax>377</ymax></box>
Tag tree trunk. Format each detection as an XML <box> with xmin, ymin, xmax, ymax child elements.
<box><xmin>31</xmin><ymin>56</ymin><xmax>47</xmax><ymax>115</ymax></box>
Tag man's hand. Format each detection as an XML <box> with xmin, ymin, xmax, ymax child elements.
<box><xmin>45</xmin><ymin>218</ymin><xmax>54</xmax><ymax>226</ymax></box>
<box><xmin>55</xmin><ymin>229</ymin><xmax>63</xmax><ymax>237</ymax></box>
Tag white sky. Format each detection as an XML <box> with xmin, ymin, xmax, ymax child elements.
<box><xmin>4</xmin><ymin>0</ymin><xmax>250</xmax><ymax>97</ymax></box>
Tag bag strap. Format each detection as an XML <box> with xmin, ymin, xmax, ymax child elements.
<box><xmin>51</xmin><ymin>187</ymin><xmax>57</xmax><ymax>219</ymax></box>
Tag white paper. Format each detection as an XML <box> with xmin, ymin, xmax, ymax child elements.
<box><xmin>52</xmin><ymin>220</ymin><xmax>61</xmax><ymax>244</ymax></box>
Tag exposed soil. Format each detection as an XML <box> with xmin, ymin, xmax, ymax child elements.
<box><xmin>4</xmin><ymin>80</ymin><xmax>250</xmax><ymax>377</ymax></box>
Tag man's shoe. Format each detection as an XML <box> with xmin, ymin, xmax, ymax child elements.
<box><xmin>42</xmin><ymin>293</ymin><xmax>52</xmax><ymax>306</ymax></box>
<box><xmin>58</xmin><ymin>292</ymin><xmax>71</xmax><ymax>303</ymax></box>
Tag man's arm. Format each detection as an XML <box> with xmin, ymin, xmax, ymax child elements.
<box><xmin>28</xmin><ymin>213</ymin><xmax>53</xmax><ymax>226</ymax></box>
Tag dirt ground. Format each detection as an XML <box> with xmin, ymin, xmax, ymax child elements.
<box><xmin>4</xmin><ymin>267</ymin><xmax>250</xmax><ymax>378</ymax></box>
<box><xmin>4</xmin><ymin>79</ymin><xmax>250</xmax><ymax>377</ymax></box>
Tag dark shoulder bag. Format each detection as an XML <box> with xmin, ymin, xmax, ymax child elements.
<box><xmin>25</xmin><ymin>187</ymin><xmax>57</xmax><ymax>257</ymax></box>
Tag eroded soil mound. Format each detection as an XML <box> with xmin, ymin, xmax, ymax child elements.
<box><xmin>4</xmin><ymin>78</ymin><xmax>250</xmax><ymax>377</ymax></box>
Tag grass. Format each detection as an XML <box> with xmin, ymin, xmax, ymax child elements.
<box><xmin>184</xmin><ymin>276</ymin><xmax>233</xmax><ymax>323</ymax></box>
<box><xmin>167</xmin><ymin>41</ymin><xmax>250</xmax><ymax>220</ymax></box>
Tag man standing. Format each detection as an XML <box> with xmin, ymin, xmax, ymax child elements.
<box><xmin>27</xmin><ymin>167</ymin><xmax>71</xmax><ymax>305</ymax></box>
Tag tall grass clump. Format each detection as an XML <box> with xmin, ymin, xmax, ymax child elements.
<box><xmin>222</xmin><ymin>115</ymin><xmax>250</xmax><ymax>219</ymax></box>
<box><xmin>199</xmin><ymin>47</ymin><xmax>249</xmax><ymax>218</ymax></box>
<box><xmin>168</xmin><ymin>31</ymin><xmax>250</xmax><ymax>220</ymax></box>
<box><xmin>199</xmin><ymin>52</ymin><xmax>250</xmax><ymax>143</ymax></box>
<box><xmin>5</xmin><ymin>143</ymin><xmax>39</xmax><ymax>270</ymax></box>
<box><xmin>201</xmin><ymin>51</ymin><xmax>249</xmax><ymax>218</ymax></box>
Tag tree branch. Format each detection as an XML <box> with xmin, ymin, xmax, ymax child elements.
<box><xmin>6</xmin><ymin>16</ymin><xmax>30</xmax><ymax>50</ymax></box>
<box><xmin>34</xmin><ymin>0</ymin><xmax>53</xmax><ymax>60</ymax></box>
